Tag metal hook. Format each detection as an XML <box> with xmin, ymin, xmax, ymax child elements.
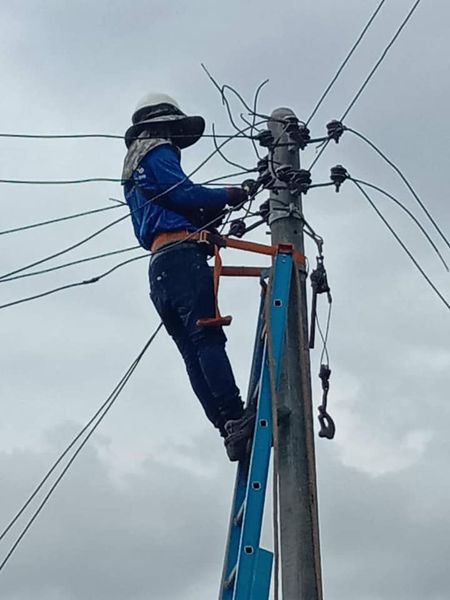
<box><xmin>317</xmin><ymin>406</ymin><xmax>335</xmax><ymax>440</ymax></box>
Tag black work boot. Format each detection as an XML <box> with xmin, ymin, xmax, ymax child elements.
<box><xmin>223</xmin><ymin>405</ymin><xmax>256</xmax><ymax>462</ymax></box>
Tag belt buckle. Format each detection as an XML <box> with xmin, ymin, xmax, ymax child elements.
<box><xmin>198</xmin><ymin>230</ymin><xmax>209</xmax><ymax>243</ymax></box>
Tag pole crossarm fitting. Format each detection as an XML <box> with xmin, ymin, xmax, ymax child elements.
<box><xmin>326</xmin><ymin>119</ymin><xmax>345</xmax><ymax>143</ymax></box>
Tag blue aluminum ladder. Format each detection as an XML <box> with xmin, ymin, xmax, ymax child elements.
<box><xmin>219</xmin><ymin>249</ymin><xmax>293</xmax><ymax>600</ymax></box>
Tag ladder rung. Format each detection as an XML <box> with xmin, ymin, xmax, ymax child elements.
<box><xmin>234</xmin><ymin>501</ymin><xmax>246</xmax><ymax>526</ymax></box>
<box><xmin>224</xmin><ymin>565</ymin><xmax>237</xmax><ymax>589</ymax></box>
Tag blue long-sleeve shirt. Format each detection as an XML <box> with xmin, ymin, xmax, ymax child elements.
<box><xmin>123</xmin><ymin>144</ymin><xmax>230</xmax><ymax>250</ymax></box>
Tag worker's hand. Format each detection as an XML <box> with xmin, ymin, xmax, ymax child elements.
<box><xmin>226</xmin><ymin>187</ymin><xmax>249</xmax><ymax>208</ymax></box>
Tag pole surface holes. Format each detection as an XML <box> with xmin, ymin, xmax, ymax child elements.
<box><xmin>252</xmin><ymin>481</ymin><xmax>262</xmax><ymax>490</ymax></box>
<box><xmin>244</xmin><ymin>546</ymin><xmax>254</xmax><ymax>555</ymax></box>
<box><xmin>260</xmin><ymin>419</ymin><xmax>268</xmax><ymax>427</ymax></box>
<box><xmin>274</xmin><ymin>299</ymin><xmax>282</xmax><ymax>307</ymax></box>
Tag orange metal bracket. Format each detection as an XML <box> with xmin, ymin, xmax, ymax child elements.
<box><xmin>197</xmin><ymin>245</ymin><xmax>233</xmax><ymax>327</ymax></box>
<box><xmin>196</xmin><ymin>232</ymin><xmax>306</xmax><ymax>328</ymax></box>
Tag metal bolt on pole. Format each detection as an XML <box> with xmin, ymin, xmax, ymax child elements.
<box><xmin>268</xmin><ymin>108</ymin><xmax>323</xmax><ymax>600</ymax></box>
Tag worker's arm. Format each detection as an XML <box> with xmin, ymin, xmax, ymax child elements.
<box><xmin>137</xmin><ymin>145</ymin><xmax>245</xmax><ymax>212</ymax></box>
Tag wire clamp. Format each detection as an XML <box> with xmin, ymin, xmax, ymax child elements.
<box><xmin>326</xmin><ymin>120</ymin><xmax>345</xmax><ymax>143</ymax></box>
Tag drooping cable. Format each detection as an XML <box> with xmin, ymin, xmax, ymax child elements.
<box><xmin>0</xmin><ymin>323</ymin><xmax>163</xmax><ymax>572</ymax></box>
<box><xmin>0</xmin><ymin>254</ymin><xmax>148</xmax><ymax>310</ymax></box>
<box><xmin>211</xmin><ymin>123</ymin><xmax>255</xmax><ymax>172</ymax></box>
<box><xmin>353</xmin><ymin>178</ymin><xmax>449</xmax><ymax>271</ymax></box>
<box><xmin>0</xmin><ymin>204</ymin><xmax>122</xmax><ymax>236</ymax></box>
<box><xmin>352</xmin><ymin>180</ymin><xmax>450</xmax><ymax>311</ymax></box>
<box><xmin>306</xmin><ymin>0</ymin><xmax>388</xmax><ymax>125</ymax></box>
<box><xmin>0</xmin><ymin>203</ymin><xmax>251</xmax><ymax>311</ymax></box>
<box><xmin>201</xmin><ymin>64</ymin><xmax>254</xmax><ymax>136</ymax></box>
<box><xmin>0</xmin><ymin>246</ymin><xmax>142</xmax><ymax>283</ymax></box>
<box><xmin>0</xmin><ymin>121</ymin><xmax>266</xmax><ymax>282</ymax></box>
<box><xmin>347</xmin><ymin>128</ymin><xmax>450</xmax><ymax>253</ymax></box>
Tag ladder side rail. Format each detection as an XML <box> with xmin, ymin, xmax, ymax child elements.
<box><xmin>233</xmin><ymin>252</ymin><xmax>293</xmax><ymax>600</ymax></box>
<box><xmin>220</xmin><ymin>290</ymin><xmax>268</xmax><ymax>600</ymax></box>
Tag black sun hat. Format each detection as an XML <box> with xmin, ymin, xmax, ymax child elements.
<box><xmin>125</xmin><ymin>92</ymin><xmax>206</xmax><ymax>149</ymax></box>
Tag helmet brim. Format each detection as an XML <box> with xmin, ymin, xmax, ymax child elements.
<box><xmin>125</xmin><ymin>115</ymin><xmax>205</xmax><ymax>149</ymax></box>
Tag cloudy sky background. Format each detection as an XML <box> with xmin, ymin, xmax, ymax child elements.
<box><xmin>0</xmin><ymin>1</ymin><xmax>449</xmax><ymax>598</ymax></box>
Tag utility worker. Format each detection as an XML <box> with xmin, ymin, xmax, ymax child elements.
<box><xmin>122</xmin><ymin>93</ymin><xmax>254</xmax><ymax>461</ymax></box>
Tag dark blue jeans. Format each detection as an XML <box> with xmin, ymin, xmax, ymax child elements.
<box><xmin>149</xmin><ymin>242</ymin><xmax>243</xmax><ymax>433</ymax></box>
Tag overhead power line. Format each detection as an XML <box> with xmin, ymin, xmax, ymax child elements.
<box><xmin>0</xmin><ymin>170</ymin><xmax>256</xmax><ymax>188</ymax></box>
<box><xmin>0</xmin><ymin>131</ymin><xmax>252</xmax><ymax>141</ymax></box>
<box><xmin>0</xmin><ymin>199</ymin><xmax>253</xmax><ymax>310</ymax></box>
<box><xmin>309</xmin><ymin>0</ymin><xmax>423</xmax><ymax>171</ymax></box>
<box><xmin>352</xmin><ymin>179</ymin><xmax>450</xmax><ymax>311</ymax></box>
<box><xmin>0</xmin><ymin>254</ymin><xmax>147</xmax><ymax>310</ymax></box>
<box><xmin>0</xmin><ymin>169</ymin><xmax>252</xmax><ymax>240</ymax></box>
<box><xmin>0</xmin><ymin>122</ymin><xmax>266</xmax><ymax>282</ymax></box>
<box><xmin>0</xmin><ymin>204</ymin><xmax>122</xmax><ymax>236</ymax></box>
<box><xmin>341</xmin><ymin>0</ymin><xmax>423</xmax><ymax>121</ymax></box>
<box><xmin>0</xmin><ymin>177</ymin><xmax>124</xmax><ymax>185</ymax></box>
<box><xmin>353</xmin><ymin>178</ymin><xmax>449</xmax><ymax>271</ymax></box>
<box><xmin>345</xmin><ymin>127</ymin><xmax>450</xmax><ymax>253</ymax></box>
<box><xmin>306</xmin><ymin>0</ymin><xmax>388</xmax><ymax>125</ymax></box>
<box><xmin>0</xmin><ymin>246</ymin><xmax>142</xmax><ymax>283</ymax></box>
<box><xmin>0</xmin><ymin>324</ymin><xmax>163</xmax><ymax>573</ymax></box>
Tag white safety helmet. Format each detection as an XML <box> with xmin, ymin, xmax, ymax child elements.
<box><xmin>125</xmin><ymin>92</ymin><xmax>205</xmax><ymax>149</ymax></box>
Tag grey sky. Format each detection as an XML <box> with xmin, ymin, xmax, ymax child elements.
<box><xmin>0</xmin><ymin>1</ymin><xmax>449</xmax><ymax>598</ymax></box>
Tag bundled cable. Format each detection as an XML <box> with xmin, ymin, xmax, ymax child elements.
<box><xmin>0</xmin><ymin>323</ymin><xmax>163</xmax><ymax>572</ymax></box>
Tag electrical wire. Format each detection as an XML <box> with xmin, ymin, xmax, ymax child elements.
<box><xmin>352</xmin><ymin>178</ymin><xmax>449</xmax><ymax>271</ymax></box>
<box><xmin>0</xmin><ymin>121</ymin><xmax>267</xmax><ymax>282</ymax></box>
<box><xmin>0</xmin><ymin>177</ymin><xmax>125</xmax><ymax>185</ymax></box>
<box><xmin>0</xmin><ymin>204</ymin><xmax>123</xmax><ymax>236</ymax></box>
<box><xmin>250</xmin><ymin>79</ymin><xmax>269</xmax><ymax>159</ymax></box>
<box><xmin>309</xmin><ymin>0</ymin><xmax>423</xmax><ymax>172</ymax></box>
<box><xmin>346</xmin><ymin>127</ymin><xmax>450</xmax><ymax>253</ymax></box>
<box><xmin>0</xmin><ymin>170</ymin><xmax>257</xmax><ymax>189</ymax></box>
<box><xmin>0</xmin><ymin>246</ymin><xmax>142</xmax><ymax>283</ymax></box>
<box><xmin>306</xmin><ymin>0</ymin><xmax>388</xmax><ymax>125</ymax></box>
<box><xmin>0</xmin><ymin>170</ymin><xmax>253</xmax><ymax>240</ymax></box>
<box><xmin>201</xmin><ymin>64</ymin><xmax>254</xmax><ymax>136</ymax></box>
<box><xmin>0</xmin><ymin>131</ymin><xmax>252</xmax><ymax>141</ymax></box>
<box><xmin>211</xmin><ymin>123</ymin><xmax>254</xmax><ymax>172</ymax></box>
<box><xmin>201</xmin><ymin>64</ymin><xmax>274</xmax><ymax>140</ymax></box>
<box><xmin>352</xmin><ymin>180</ymin><xmax>450</xmax><ymax>311</ymax></box>
<box><xmin>341</xmin><ymin>0</ymin><xmax>423</xmax><ymax>121</ymax></box>
<box><xmin>0</xmin><ymin>199</ymin><xmax>253</xmax><ymax>310</ymax></box>
<box><xmin>0</xmin><ymin>324</ymin><xmax>163</xmax><ymax>572</ymax></box>
<box><xmin>0</xmin><ymin>254</ymin><xmax>148</xmax><ymax>310</ymax></box>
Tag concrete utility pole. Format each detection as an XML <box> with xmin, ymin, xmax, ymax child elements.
<box><xmin>268</xmin><ymin>108</ymin><xmax>323</xmax><ymax>600</ymax></box>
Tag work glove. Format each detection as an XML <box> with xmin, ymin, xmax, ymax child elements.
<box><xmin>226</xmin><ymin>187</ymin><xmax>249</xmax><ymax>208</ymax></box>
